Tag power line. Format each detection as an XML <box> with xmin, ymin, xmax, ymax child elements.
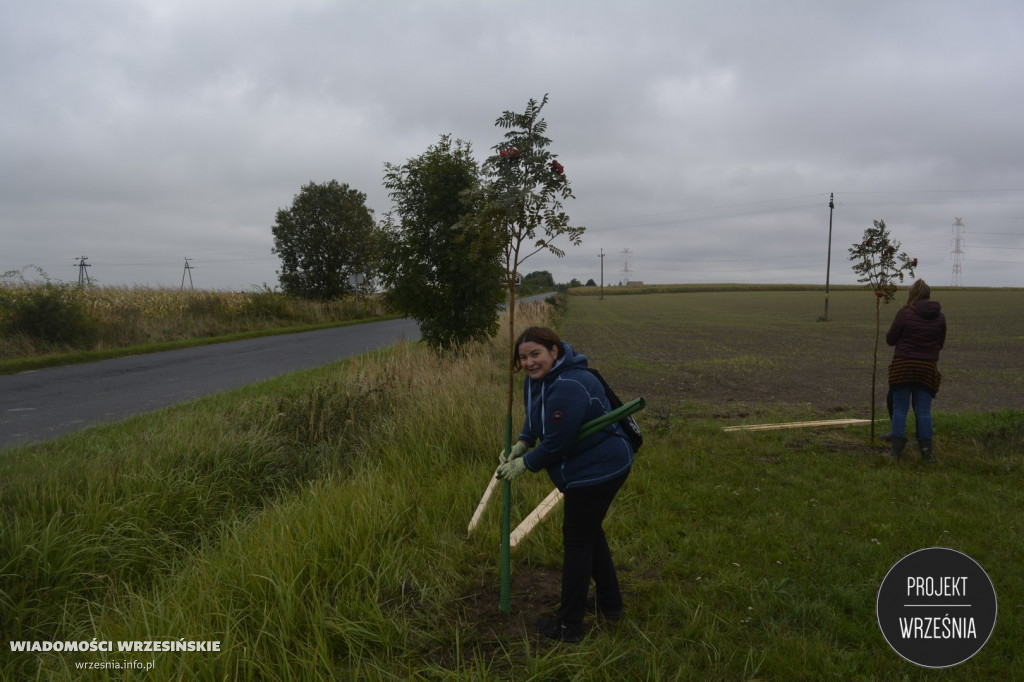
<box><xmin>838</xmin><ymin>200</ymin><xmax>1024</xmax><ymax>207</ymax></box>
<box><xmin>585</xmin><ymin>194</ymin><xmax>1024</xmax><ymax>235</ymax></box>
<box><xmin>580</xmin><ymin>193</ymin><xmax>829</xmax><ymax>225</ymax></box>
<box><xmin>836</xmin><ymin>188</ymin><xmax>1024</xmax><ymax>195</ymax></box>
<box><xmin>584</xmin><ymin>202</ymin><xmax>823</xmax><ymax>233</ymax></box>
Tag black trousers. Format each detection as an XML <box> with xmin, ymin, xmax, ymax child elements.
<box><xmin>557</xmin><ymin>470</ymin><xmax>630</xmax><ymax>625</ymax></box>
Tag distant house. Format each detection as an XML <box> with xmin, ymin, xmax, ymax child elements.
<box><xmin>626</xmin><ymin>280</ymin><xmax>644</xmax><ymax>287</ymax></box>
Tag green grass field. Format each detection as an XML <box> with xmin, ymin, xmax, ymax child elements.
<box><xmin>1</xmin><ymin>292</ymin><xmax>1021</xmax><ymax>680</ymax></box>
<box><xmin>560</xmin><ymin>288</ymin><xmax>1024</xmax><ymax>418</ymax></box>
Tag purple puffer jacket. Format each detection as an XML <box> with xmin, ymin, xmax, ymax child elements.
<box><xmin>885</xmin><ymin>300</ymin><xmax>947</xmax><ymax>360</ymax></box>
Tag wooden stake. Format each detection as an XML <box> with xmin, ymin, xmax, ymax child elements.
<box><xmin>510</xmin><ymin>488</ymin><xmax>563</xmax><ymax>549</ymax></box>
<box><xmin>723</xmin><ymin>418</ymin><xmax>872</xmax><ymax>432</ymax></box>
<box><xmin>467</xmin><ymin>475</ymin><xmax>499</xmax><ymax>536</ymax></box>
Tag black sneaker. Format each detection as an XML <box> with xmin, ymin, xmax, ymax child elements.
<box><xmin>535</xmin><ymin>617</ymin><xmax>583</xmax><ymax>643</ymax></box>
<box><xmin>586</xmin><ymin>596</ymin><xmax>623</xmax><ymax>621</ymax></box>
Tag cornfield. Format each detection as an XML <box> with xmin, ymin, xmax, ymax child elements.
<box><xmin>0</xmin><ymin>280</ymin><xmax>382</xmax><ymax>361</ymax></box>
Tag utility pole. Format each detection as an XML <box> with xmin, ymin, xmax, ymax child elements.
<box><xmin>951</xmin><ymin>217</ymin><xmax>965</xmax><ymax>286</ymax></box>
<box><xmin>74</xmin><ymin>256</ymin><xmax>91</xmax><ymax>285</ymax></box>
<box><xmin>620</xmin><ymin>248</ymin><xmax>633</xmax><ymax>285</ymax></box>
<box><xmin>180</xmin><ymin>257</ymin><xmax>195</xmax><ymax>290</ymax></box>
<box><xmin>598</xmin><ymin>249</ymin><xmax>605</xmax><ymax>300</ymax></box>
<box><xmin>821</xmin><ymin>192</ymin><xmax>835</xmax><ymax>321</ymax></box>
<box><xmin>349</xmin><ymin>273</ymin><xmax>364</xmax><ymax>315</ymax></box>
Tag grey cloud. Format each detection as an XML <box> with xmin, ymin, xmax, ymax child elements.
<box><xmin>2</xmin><ymin>0</ymin><xmax>1021</xmax><ymax>289</ymax></box>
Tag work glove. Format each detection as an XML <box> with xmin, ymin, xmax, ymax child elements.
<box><xmin>495</xmin><ymin>457</ymin><xmax>528</xmax><ymax>481</ymax></box>
<box><xmin>498</xmin><ymin>441</ymin><xmax>530</xmax><ymax>464</ymax></box>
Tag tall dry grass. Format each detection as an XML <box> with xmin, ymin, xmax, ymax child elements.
<box><xmin>0</xmin><ymin>282</ymin><xmax>384</xmax><ymax>360</ymax></box>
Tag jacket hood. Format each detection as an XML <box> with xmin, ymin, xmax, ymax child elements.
<box><xmin>544</xmin><ymin>342</ymin><xmax>589</xmax><ymax>381</ymax></box>
<box><xmin>912</xmin><ymin>299</ymin><xmax>942</xmax><ymax>320</ymax></box>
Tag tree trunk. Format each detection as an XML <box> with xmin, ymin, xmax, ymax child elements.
<box><xmin>499</xmin><ymin>282</ymin><xmax>516</xmax><ymax>615</ymax></box>
<box><xmin>871</xmin><ymin>297</ymin><xmax>880</xmax><ymax>441</ymax></box>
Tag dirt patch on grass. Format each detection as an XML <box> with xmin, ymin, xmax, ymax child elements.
<box><xmin>458</xmin><ymin>566</ymin><xmax>562</xmax><ymax>644</ymax></box>
<box><xmin>457</xmin><ymin>564</ymin><xmax>625</xmax><ymax>650</ymax></box>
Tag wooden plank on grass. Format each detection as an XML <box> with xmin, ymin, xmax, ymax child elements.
<box><xmin>510</xmin><ymin>488</ymin><xmax>564</xmax><ymax>549</ymax></box>
<box><xmin>467</xmin><ymin>475</ymin><xmax>499</xmax><ymax>537</ymax></box>
<box><xmin>723</xmin><ymin>418</ymin><xmax>873</xmax><ymax>432</ymax></box>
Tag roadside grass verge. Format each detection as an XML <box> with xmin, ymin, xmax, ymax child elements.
<box><xmin>0</xmin><ymin>301</ymin><xmax>546</xmax><ymax>679</ymax></box>
<box><xmin>1</xmin><ymin>293</ymin><xmax>1021</xmax><ymax>679</ymax></box>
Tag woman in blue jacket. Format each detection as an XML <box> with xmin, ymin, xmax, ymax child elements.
<box><xmin>495</xmin><ymin>326</ymin><xmax>634</xmax><ymax>642</ymax></box>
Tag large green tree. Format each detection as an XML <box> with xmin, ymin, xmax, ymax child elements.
<box><xmin>519</xmin><ymin>270</ymin><xmax>556</xmax><ymax>295</ymax></box>
<box><xmin>271</xmin><ymin>180</ymin><xmax>377</xmax><ymax>300</ymax></box>
<box><xmin>378</xmin><ymin>135</ymin><xmax>505</xmax><ymax>350</ymax></box>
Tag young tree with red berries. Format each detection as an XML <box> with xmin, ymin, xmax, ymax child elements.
<box><xmin>484</xmin><ymin>95</ymin><xmax>583</xmax><ymax>415</ymax></box>
<box><xmin>483</xmin><ymin>94</ymin><xmax>584</xmax><ymax>613</ymax></box>
<box><xmin>848</xmin><ymin>219</ymin><xmax>917</xmax><ymax>441</ymax></box>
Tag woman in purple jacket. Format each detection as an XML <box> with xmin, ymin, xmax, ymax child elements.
<box><xmin>885</xmin><ymin>280</ymin><xmax>947</xmax><ymax>462</ymax></box>
<box><xmin>495</xmin><ymin>326</ymin><xmax>634</xmax><ymax>642</ymax></box>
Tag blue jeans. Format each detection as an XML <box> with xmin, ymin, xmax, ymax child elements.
<box><xmin>891</xmin><ymin>385</ymin><xmax>933</xmax><ymax>439</ymax></box>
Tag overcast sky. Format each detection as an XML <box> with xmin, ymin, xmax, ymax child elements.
<box><xmin>2</xmin><ymin>0</ymin><xmax>1022</xmax><ymax>290</ymax></box>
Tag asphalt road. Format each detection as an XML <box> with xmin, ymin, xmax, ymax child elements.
<box><xmin>0</xmin><ymin>318</ymin><xmax>420</xmax><ymax>450</ymax></box>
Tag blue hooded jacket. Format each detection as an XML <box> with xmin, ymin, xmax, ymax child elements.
<box><xmin>519</xmin><ymin>342</ymin><xmax>634</xmax><ymax>491</ymax></box>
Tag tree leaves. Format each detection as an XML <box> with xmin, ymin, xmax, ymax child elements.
<box><xmin>848</xmin><ymin>219</ymin><xmax>917</xmax><ymax>304</ymax></box>
<box><xmin>482</xmin><ymin>94</ymin><xmax>584</xmax><ymax>273</ymax></box>
<box><xmin>377</xmin><ymin>135</ymin><xmax>506</xmax><ymax>350</ymax></box>
<box><xmin>271</xmin><ymin>180</ymin><xmax>378</xmax><ymax>300</ymax></box>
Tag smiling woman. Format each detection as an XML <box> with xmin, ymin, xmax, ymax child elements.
<box><xmin>514</xmin><ymin>328</ymin><xmax>561</xmax><ymax>381</ymax></box>
<box><xmin>495</xmin><ymin>325</ymin><xmax>636</xmax><ymax>642</ymax></box>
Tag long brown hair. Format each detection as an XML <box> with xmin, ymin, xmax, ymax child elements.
<box><xmin>512</xmin><ymin>326</ymin><xmax>564</xmax><ymax>371</ymax></box>
<box><xmin>905</xmin><ymin>279</ymin><xmax>931</xmax><ymax>308</ymax></box>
